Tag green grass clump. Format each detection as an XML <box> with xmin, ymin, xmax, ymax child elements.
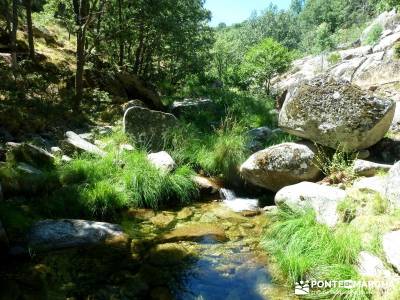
<box><xmin>364</xmin><ymin>24</ymin><xmax>383</xmax><ymax>45</ymax></box>
<box><xmin>50</xmin><ymin>150</ymin><xmax>198</xmax><ymax>219</ymax></box>
<box><xmin>395</xmin><ymin>42</ymin><xmax>400</xmax><ymax>59</ymax></box>
<box><xmin>263</xmin><ymin>208</ymin><xmax>370</xmax><ymax>299</ymax></box>
<box><xmin>328</xmin><ymin>52</ymin><xmax>342</xmax><ymax>65</ymax></box>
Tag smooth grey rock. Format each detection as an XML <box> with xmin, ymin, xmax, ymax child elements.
<box><xmin>64</xmin><ymin>131</ymin><xmax>106</xmax><ymax>157</ymax></box>
<box><xmin>357</xmin><ymin>251</ymin><xmax>395</xmax><ymax>279</ymax></box>
<box><xmin>147</xmin><ymin>151</ymin><xmax>176</xmax><ymax>172</ymax></box>
<box><xmin>373</xmin><ymin>31</ymin><xmax>400</xmax><ymax>52</ymax></box>
<box><xmin>27</xmin><ymin>219</ymin><xmax>127</xmax><ymax>252</ymax></box>
<box><xmin>123</xmin><ymin>106</ymin><xmax>177</xmax><ymax>151</ymax></box>
<box><xmin>275</xmin><ymin>182</ymin><xmax>346</xmax><ymax>227</ymax></box>
<box><xmin>171</xmin><ymin>98</ymin><xmax>215</xmax><ymax>115</ymax></box>
<box><xmin>385</xmin><ymin>162</ymin><xmax>400</xmax><ymax>208</ymax></box>
<box><xmin>192</xmin><ymin>175</ymin><xmax>220</xmax><ymax>194</ymax></box>
<box><xmin>240</xmin><ymin>142</ymin><xmax>321</xmax><ymax>192</ymax></box>
<box><xmin>383</xmin><ymin>230</ymin><xmax>400</xmax><ymax>273</ymax></box>
<box><xmin>353</xmin><ymin>176</ymin><xmax>387</xmax><ymax>196</ymax></box>
<box><xmin>17</xmin><ymin>162</ymin><xmax>42</xmax><ymax>175</ymax></box>
<box><xmin>279</xmin><ymin>76</ymin><xmax>395</xmax><ymax>150</ymax></box>
<box><xmin>338</xmin><ymin>46</ymin><xmax>372</xmax><ymax>60</ymax></box>
<box><xmin>50</xmin><ymin>146</ymin><xmax>62</xmax><ymax>155</ymax></box>
<box><xmin>353</xmin><ymin>159</ymin><xmax>392</xmax><ymax>177</ymax></box>
<box><xmin>246</xmin><ymin>127</ymin><xmax>273</xmax><ymax>152</ymax></box>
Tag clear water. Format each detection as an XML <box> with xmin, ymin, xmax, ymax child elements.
<box><xmin>174</xmin><ymin>242</ymin><xmax>274</xmax><ymax>300</ymax></box>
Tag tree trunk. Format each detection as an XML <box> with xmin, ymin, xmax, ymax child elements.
<box><xmin>74</xmin><ymin>0</ymin><xmax>89</xmax><ymax>109</ymax></box>
<box><xmin>118</xmin><ymin>0</ymin><xmax>124</xmax><ymax>66</ymax></box>
<box><xmin>11</xmin><ymin>0</ymin><xmax>18</xmax><ymax>69</ymax></box>
<box><xmin>25</xmin><ymin>0</ymin><xmax>35</xmax><ymax>61</ymax></box>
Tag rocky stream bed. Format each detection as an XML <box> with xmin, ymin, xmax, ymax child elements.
<box><xmin>0</xmin><ymin>196</ymin><xmax>291</xmax><ymax>300</ymax></box>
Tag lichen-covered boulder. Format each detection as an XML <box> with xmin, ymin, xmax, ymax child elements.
<box><xmin>123</xmin><ymin>106</ymin><xmax>177</xmax><ymax>151</ymax></box>
<box><xmin>239</xmin><ymin>141</ymin><xmax>321</xmax><ymax>192</ymax></box>
<box><xmin>279</xmin><ymin>76</ymin><xmax>395</xmax><ymax>150</ymax></box>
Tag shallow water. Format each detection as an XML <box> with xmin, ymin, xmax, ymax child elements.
<box><xmin>0</xmin><ymin>200</ymin><xmax>292</xmax><ymax>299</ymax></box>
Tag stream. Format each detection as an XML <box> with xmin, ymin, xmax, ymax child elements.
<box><xmin>0</xmin><ymin>191</ymin><xmax>292</xmax><ymax>300</ymax></box>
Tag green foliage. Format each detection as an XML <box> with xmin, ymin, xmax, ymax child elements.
<box><xmin>364</xmin><ymin>24</ymin><xmax>383</xmax><ymax>45</ymax></box>
<box><xmin>328</xmin><ymin>52</ymin><xmax>342</xmax><ymax>65</ymax></box>
<box><xmin>263</xmin><ymin>208</ymin><xmax>369</xmax><ymax>299</ymax></box>
<box><xmin>242</xmin><ymin>38</ymin><xmax>292</xmax><ymax>93</ymax></box>
<box><xmin>395</xmin><ymin>42</ymin><xmax>400</xmax><ymax>59</ymax></box>
<box><xmin>314</xmin><ymin>145</ymin><xmax>357</xmax><ymax>185</ymax></box>
<box><xmin>56</xmin><ymin>150</ymin><xmax>198</xmax><ymax>218</ymax></box>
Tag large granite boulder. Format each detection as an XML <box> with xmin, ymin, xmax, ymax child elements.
<box><xmin>240</xmin><ymin>142</ymin><xmax>321</xmax><ymax>192</ymax></box>
<box><xmin>279</xmin><ymin>76</ymin><xmax>395</xmax><ymax>150</ymax></box>
<box><xmin>123</xmin><ymin>106</ymin><xmax>177</xmax><ymax>150</ymax></box>
<box><xmin>275</xmin><ymin>182</ymin><xmax>346</xmax><ymax>227</ymax></box>
<box><xmin>27</xmin><ymin>219</ymin><xmax>128</xmax><ymax>252</ymax></box>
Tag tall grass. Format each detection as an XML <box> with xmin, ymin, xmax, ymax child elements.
<box><xmin>38</xmin><ymin>149</ymin><xmax>199</xmax><ymax>219</ymax></box>
<box><xmin>263</xmin><ymin>208</ymin><xmax>370</xmax><ymax>299</ymax></box>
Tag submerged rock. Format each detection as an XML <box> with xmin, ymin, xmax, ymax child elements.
<box><xmin>278</xmin><ymin>76</ymin><xmax>395</xmax><ymax>150</ymax></box>
<box><xmin>160</xmin><ymin>224</ymin><xmax>227</xmax><ymax>243</ymax></box>
<box><xmin>240</xmin><ymin>141</ymin><xmax>321</xmax><ymax>192</ymax></box>
<box><xmin>64</xmin><ymin>131</ymin><xmax>106</xmax><ymax>157</ymax></box>
<box><xmin>150</xmin><ymin>212</ymin><xmax>175</xmax><ymax>228</ymax></box>
<box><xmin>147</xmin><ymin>151</ymin><xmax>176</xmax><ymax>172</ymax></box>
<box><xmin>27</xmin><ymin>219</ymin><xmax>128</xmax><ymax>252</ymax></box>
<box><xmin>383</xmin><ymin>230</ymin><xmax>400</xmax><ymax>273</ymax></box>
<box><xmin>275</xmin><ymin>182</ymin><xmax>346</xmax><ymax>227</ymax></box>
<box><xmin>123</xmin><ymin>106</ymin><xmax>177</xmax><ymax>150</ymax></box>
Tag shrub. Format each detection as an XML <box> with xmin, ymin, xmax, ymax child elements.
<box><xmin>328</xmin><ymin>52</ymin><xmax>342</xmax><ymax>65</ymax></box>
<box><xmin>314</xmin><ymin>145</ymin><xmax>357</xmax><ymax>185</ymax></box>
<box><xmin>395</xmin><ymin>42</ymin><xmax>400</xmax><ymax>59</ymax></box>
<box><xmin>364</xmin><ymin>24</ymin><xmax>383</xmax><ymax>45</ymax></box>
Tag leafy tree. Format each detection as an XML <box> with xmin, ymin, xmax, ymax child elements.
<box><xmin>242</xmin><ymin>38</ymin><xmax>292</xmax><ymax>94</ymax></box>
